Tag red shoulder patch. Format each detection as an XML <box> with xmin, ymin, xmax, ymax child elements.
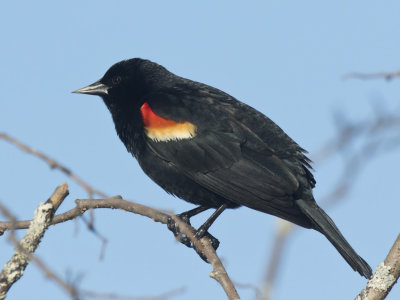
<box><xmin>140</xmin><ymin>102</ymin><xmax>197</xmax><ymax>141</ymax></box>
<box><xmin>140</xmin><ymin>102</ymin><xmax>179</xmax><ymax>128</ymax></box>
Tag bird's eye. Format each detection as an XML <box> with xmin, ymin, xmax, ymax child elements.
<box><xmin>112</xmin><ymin>76</ymin><xmax>122</xmax><ymax>86</ymax></box>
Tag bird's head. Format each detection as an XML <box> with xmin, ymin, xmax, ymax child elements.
<box><xmin>73</xmin><ymin>58</ymin><xmax>170</xmax><ymax>109</ymax></box>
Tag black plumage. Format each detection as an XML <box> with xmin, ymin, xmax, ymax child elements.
<box><xmin>74</xmin><ymin>58</ymin><xmax>372</xmax><ymax>278</ymax></box>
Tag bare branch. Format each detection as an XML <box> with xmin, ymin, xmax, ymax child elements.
<box><xmin>171</xmin><ymin>216</ymin><xmax>240</xmax><ymax>300</ymax></box>
<box><xmin>80</xmin><ymin>286</ymin><xmax>186</xmax><ymax>300</ymax></box>
<box><xmin>0</xmin><ymin>197</ymin><xmax>167</xmax><ymax>235</ymax></box>
<box><xmin>312</xmin><ymin>113</ymin><xmax>400</xmax><ymax>165</ymax></box>
<box><xmin>0</xmin><ymin>196</ymin><xmax>239</xmax><ymax>299</ymax></box>
<box><xmin>233</xmin><ymin>281</ymin><xmax>261</xmax><ymax>299</ymax></box>
<box><xmin>343</xmin><ymin>70</ymin><xmax>400</xmax><ymax>81</ymax></box>
<box><xmin>0</xmin><ymin>183</ymin><xmax>70</xmax><ymax>299</ymax></box>
<box><xmin>28</xmin><ymin>253</ymin><xmax>79</xmax><ymax>300</ymax></box>
<box><xmin>260</xmin><ymin>221</ymin><xmax>292</xmax><ymax>300</ymax></box>
<box><xmin>356</xmin><ymin>234</ymin><xmax>400</xmax><ymax>300</ymax></box>
<box><xmin>0</xmin><ymin>133</ymin><xmax>107</xmax><ymax>198</ymax></box>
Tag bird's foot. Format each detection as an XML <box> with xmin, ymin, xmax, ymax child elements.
<box><xmin>167</xmin><ymin>214</ymin><xmax>220</xmax><ymax>262</ymax></box>
<box><xmin>193</xmin><ymin>232</ymin><xmax>220</xmax><ymax>263</ymax></box>
<box><xmin>167</xmin><ymin>214</ymin><xmax>192</xmax><ymax>248</ymax></box>
<box><xmin>201</xmin><ymin>232</ymin><xmax>220</xmax><ymax>251</ymax></box>
<box><xmin>194</xmin><ymin>224</ymin><xmax>220</xmax><ymax>250</ymax></box>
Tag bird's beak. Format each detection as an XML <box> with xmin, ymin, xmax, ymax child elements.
<box><xmin>72</xmin><ymin>80</ymin><xmax>109</xmax><ymax>96</ymax></box>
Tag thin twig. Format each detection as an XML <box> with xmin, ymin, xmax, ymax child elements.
<box><xmin>0</xmin><ymin>132</ymin><xmax>110</xmax><ymax>250</ymax></box>
<box><xmin>80</xmin><ymin>286</ymin><xmax>186</xmax><ymax>300</ymax></box>
<box><xmin>312</xmin><ymin>114</ymin><xmax>400</xmax><ymax>165</ymax></box>
<box><xmin>233</xmin><ymin>281</ymin><xmax>261</xmax><ymax>299</ymax></box>
<box><xmin>260</xmin><ymin>221</ymin><xmax>292</xmax><ymax>300</ymax></box>
<box><xmin>0</xmin><ymin>133</ymin><xmax>107</xmax><ymax>198</ymax></box>
<box><xmin>29</xmin><ymin>253</ymin><xmax>79</xmax><ymax>300</ymax></box>
<box><xmin>343</xmin><ymin>70</ymin><xmax>400</xmax><ymax>81</ymax></box>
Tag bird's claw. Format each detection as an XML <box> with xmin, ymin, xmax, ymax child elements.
<box><xmin>207</xmin><ymin>233</ymin><xmax>220</xmax><ymax>250</ymax></box>
<box><xmin>195</xmin><ymin>226</ymin><xmax>207</xmax><ymax>239</ymax></box>
<box><xmin>167</xmin><ymin>216</ymin><xmax>193</xmax><ymax>248</ymax></box>
<box><xmin>193</xmin><ymin>232</ymin><xmax>220</xmax><ymax>263</ymax></box>
<box><xmin>167</xmin><ymin>215</ymin><xmax>220</xmax><ymax>262</ymax></box>
<box><xmin>177</xmin><ymin>212</ymin><xmax>192</xmax><ymax>225</ymax></box>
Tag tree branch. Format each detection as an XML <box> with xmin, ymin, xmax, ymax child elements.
<box><xmin>0</xmin><ymin>195</ymin><xmax>240</xmax><ymax>299</ymax></box>
<box><xmin>80</xmin><ymin>286</ymin><xmax>186</xmax><ymax>300</ymax></box>
<box><xmin>356</xmin><ymin>234</ymin><xmax>400</xmax><ymax>300</ymax></box>
<box><xmin>0</xmin><ymin>133</ymin><xmax>107</xmax><ymax>198</ymax></box>
<box><xmin>343</xmin><ymin>70</ymin><xmax>400</xmax><ymax>81</ymax></box>
<box><xmin>0</xmin><ymin>183</ymin><xmax>70</xmax><ymax>299</ymax></box>
<box><xmin>260</xmin><ymin>220</ymin><xmax>292</xmax><ymax>299</ymax></box>
<box><xmin>171</xmin><ymin>216</ymin><xmax>240</xmax><ymax>300</ymax></box>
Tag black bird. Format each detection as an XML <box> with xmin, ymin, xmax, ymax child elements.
<box><xmin>74</xmin><ymin>58</ymin><xmax>372</xmax><ymax>278</ymax></box>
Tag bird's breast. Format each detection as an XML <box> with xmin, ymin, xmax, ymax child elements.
<box><xmin>140</xmin><ymin>102</ymin><xmax>197</xmax><ymax>142</ymax></box>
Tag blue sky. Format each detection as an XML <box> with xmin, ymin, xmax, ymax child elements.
<box><xmin>1</xmin><ymin>1</ymin><xmax>400</xmax><ymax>299</ymax></box>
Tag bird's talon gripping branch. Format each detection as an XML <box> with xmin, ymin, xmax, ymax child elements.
<box><xmin>166</xmin><ymin>214</ymin><xmax>220</xmax><ymax>255</ymax></box>
<box><xmin>210</xmin><ymin>236</ymin><xmax>220</xmax><ymax>251</ymax></box>
<box><xmin>167</xmin><ymin>215</ymin><xmax>193</xmax><ymax>248</ymax></box>
<box><xmin>167</xmin><ymin>206</ymin><xmax>214</xmax><ymax>249</ymax></box>
<box><xmin>176</xmin><ymin>213</ymin><xmax>192</xmax><ymax>225</ymax></box>
<box><xmin>195</xmin><ymin>229</ymin><xmax>220</xmax><ymax>251</ymax></box>
<box><xmin>195</xmin><ymin>227</ymin><xmax>207</xmax><ymax>239</ymax></box>
<box><xmin>177</xmin><ymin>235</ymin><xmax>193</xmax><ymax>248</ymax></box>
<box><xmin>166</xmin><ymin>215</ymin><xmax>177</xmax><ymax>232</ymax></box>
<box><xmin>193</xmin><ymin>233</ymin><xmax>220</xmax><ymax>263</ymax></box>
<box><xmin>203</xmin><ymin>232</ymin><xmax>220</xmax><ymax>251</ymax></box>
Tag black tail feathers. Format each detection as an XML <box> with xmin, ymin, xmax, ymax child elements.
<box><xmin>296</xmin><ymin>199</ymin><xmax>372</xmax><ymax>279</ymax></box>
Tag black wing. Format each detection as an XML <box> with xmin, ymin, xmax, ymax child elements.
<box><xmin>144</xmin><ymin>83</ymin><xmax>315</xmax><ymax>226</ymax></box>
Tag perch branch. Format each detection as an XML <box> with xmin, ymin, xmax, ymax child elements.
<box><xmin>0</xmin><ymin>196</ymin><xmax>240</xmax><ymax>299</ymax></box>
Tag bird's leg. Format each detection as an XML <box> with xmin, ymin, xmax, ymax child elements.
<box><xmin>195</xmin><ymin>204</ymin><xmax>227</xmax><ymax>240</ymax></box>
<box><xmin>178</xmin><ymin>206</ymin><xmax>210</xmax><ymax>224</ymax></box>
<box><xmin>189</xmin><ymin>204</ymin><xmax>227</xmax><ymax>262</ymax></box>
<box><xmin>167</xmin><ymin>206</ymin><xmax>210</xmax><ymax>248</ymax></box>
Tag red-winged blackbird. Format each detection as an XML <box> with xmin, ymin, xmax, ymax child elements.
<box><xmin>74</xmin><ymin>58</ymin><xmax>372</xmax><ymax>278</ymax></box>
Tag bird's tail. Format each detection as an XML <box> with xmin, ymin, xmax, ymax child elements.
<box><xmin>296</xmin><ymin>199</ymin><xmax>372</xmax><ymax>279</ymax></box>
